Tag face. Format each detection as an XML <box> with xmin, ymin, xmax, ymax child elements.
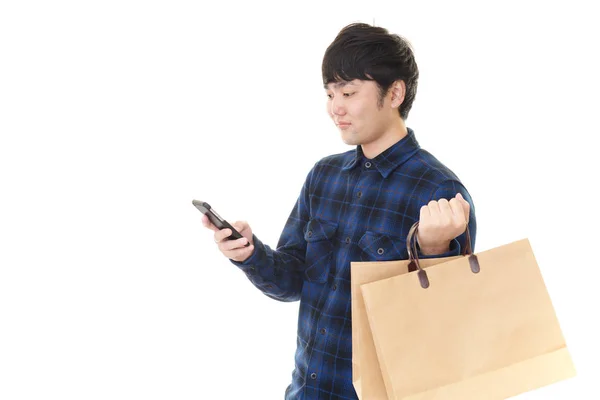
<box><xmin>325</xmin><ymin>79</ymin><xmax>398</xmax><ymax>147</ymax></box>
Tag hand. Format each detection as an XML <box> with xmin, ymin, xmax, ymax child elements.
<box><xmin>201</xmin><ymin>215</ymin><xmax>255</xmax><ymax>262</ymax></box>
<box><xmin>417</xmin><ymin>193</ymin><xmax>470</xmax><ymax>255</ymax></box>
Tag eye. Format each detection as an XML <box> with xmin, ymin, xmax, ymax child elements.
<box><xmin>326</xmin><ymin>93</ymin><xmax>333</xmax><ymax>99</ymax></box>
<box><xmin>343</xmin><ymin>92</ymin><xmax>355</xmax><ymax>97</ymax></box>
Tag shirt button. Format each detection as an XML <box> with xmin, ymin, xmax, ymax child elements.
<box><xmin>377</xmin><ymin>248</ymin><xmax>384</xmax><ymax>255</ymax></box>
<box><xmin>357</xmin><ymin>191</ymin><xmax>362</xmax><ymax>198</ymax></box>
<box><xmin>250</xmin><ymin>267</ymin><xmax>256</xmax><ymax>272</ymax></box>
<box><xmin>332</xmin><ymin>284</ymin><xmax>337</xmax><ymax>291</ymax></box>
<box><xmin>310</xmin><ymin>373</ymin><xmax>317</xmax><ymax>380</ymax></box>
<box><xmin>320</xmin><ymin>328</ymin><xmax>326</xmax><ymax>335</ymax></box>
<box><xmin>307</xmin><ymin>230</ymin><xmax>313</xmax><ymax>237</ymax></box>
<box><xmin>365</xmin><ymin>161</ymin><xmax>372</xmax><ymax>168</ymax></box>
<box><xmin>345</xmin><ymin>237</ymin><xmax>351</xmax><ymax>244</ymax></box>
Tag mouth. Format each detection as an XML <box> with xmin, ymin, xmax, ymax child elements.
<box><xmin>336</xmin><ymin>122</ymin><xmax>351</xmax><ymax>129</ymax></box>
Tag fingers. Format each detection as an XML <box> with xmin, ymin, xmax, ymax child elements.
<box><xmin>211</xmin><ymin>228</ymin><xmax>254</xmax><ymax>262</ymax></box>
<box><xmin>449</xmin><ymin>196</ymin><xmax>466</xmax><ymax>226</ymax></box>
<box><xmin>223</xmin><ymin>244</ymin><xmax>255</xmax><ymax>263</ymax></box>
<box><xmin>417</xmin><ymin>193</ymin><xmax>470</xmax><ymax>252</ymax></box>
<box><xmin>213</xmin><ymin>228</ymin><xmax>234</xmax><ymax>243</ymax></box>
<box><xmin>423</xmin><ymin>199</ymin><xmax>452</xmax><ymax>227</ymax></box>
<box><xmin>218</xmin><ymin>236</ymin><xmax>249</xmax><ymax>251</ymax></box>
<box><xmin>435</xmin><ymin>199</ymin><xmax>452</xmax><ymax>225</ymax></box>
<box><xmin>419</xmin><ymin>204</ymin><xmax>430</xmax><ymax>220</ymax></box>
<box><xmin>203</xmin><ymin>215</ymin><xmax>254</xmax><ymax>262</ymax></box>
<box><xmin>213</xmin><ymin>222</ymin><xmax>251</xmax><ymax>242</ymax></box>
<box><xmin>422</xmin><ymin>195</ymin><xmax>469</xmax><ymax>220</ymax></box>
<box><xmin>201</xmin><ymin>214</ymin><xmax>218</xmax><ymax>232</ymax></box>
<box><xmin>426</xmin><ymin>200</ymin><xmax>439</xmax><ymax>217</ymax></box>
<box><xmin>214</xmin><ymin>235</ymin><xmax>253</xmax><ymax>262</ymax></box>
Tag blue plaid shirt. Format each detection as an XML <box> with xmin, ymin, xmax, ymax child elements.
<box><xmin>232</xmin><ymin>127</ymin><xmax>477</xmax><ymax>399</ymax></box>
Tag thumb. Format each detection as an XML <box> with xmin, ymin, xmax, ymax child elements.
<box><xmin>456</xmin><ymin>193</ymin><xmax>470</xmax><ymax>221</ymax></box>
<box><xmin>232</xmin><ymin>220</ymin><xmax>248</xmax><ymax>232</ymax></box>
<box><xmin>232</xmin><ymin>221</ymin><xmax>253</xmax><ymax>243</ymax></box>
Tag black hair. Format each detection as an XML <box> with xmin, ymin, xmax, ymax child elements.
<box><xmin>322</xmin><ymin>23</ymin><xmax>419</xmax><ymax>120</ymax></box>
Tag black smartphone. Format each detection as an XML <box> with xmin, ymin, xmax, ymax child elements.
<box><xmin>192</xmin><ymin>200</ymin><xmax>250</xmax><ymax>246</ymax></box>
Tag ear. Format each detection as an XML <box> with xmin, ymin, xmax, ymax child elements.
<box><xmin>390</xmin><ymin>80</ymin><xmax>406</xmax><ymax>109</ymax></box>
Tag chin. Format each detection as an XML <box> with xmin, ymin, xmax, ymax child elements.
<box><xmin>341</xmin><ymin>137</ymin><xmax>359</xmax><ymax>146</ymax></box>
<box><xmin>341</xmin><ymin>132</ymin><xmax>361</xmax><ymax>146</ymax></box>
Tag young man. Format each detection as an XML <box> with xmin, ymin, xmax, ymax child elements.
<box><xmin>202</xmin><ymin>23</ymin><xmax>477</xmax><ymax>400</ymax></box>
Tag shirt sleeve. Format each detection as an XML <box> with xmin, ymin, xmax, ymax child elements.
<box><xmin>418</xmin><ymin>180</ymin><xmax>477</xmax><ymax>259</ymax></box>
<box><xmin>229</xmin><ymin>168</ymin><xmax>314</xmax><ymax>302</ymax></box>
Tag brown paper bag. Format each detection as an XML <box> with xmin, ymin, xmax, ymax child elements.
<box><xmin>360</xmin><ymin>226</ymin><xmax>576</xmax><ymax>399</ymax></box>
<box><xmin>351</xmin><ymin>257</ymin><xmax>461</xmax><ymax>399</ymax></box>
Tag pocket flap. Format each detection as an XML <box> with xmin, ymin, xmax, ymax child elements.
<box><xmin>304</xmin><ymin>219</ymin><xmax>338</xmax><ymax>242</ymax></box>
<box><xmin>358</xmin><ymin>231</ymin><xmax>407</xmax><ymax>260</ymax></box>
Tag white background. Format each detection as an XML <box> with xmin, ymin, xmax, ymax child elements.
<box><xmin>1</xmin><ymin>1</ymin><xmax>598</xmax><ymax>399</ymax></box>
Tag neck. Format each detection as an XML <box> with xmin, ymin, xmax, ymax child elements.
<box><xmin>361</xmin><ymin>118</ymin><xmax>408</xmax><ymax>159</ymax></box>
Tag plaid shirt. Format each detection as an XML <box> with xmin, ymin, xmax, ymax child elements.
<box><xmin>232</xmin><ymin>127</ymin><xmax>477</xmax><ymax>399</ymax></box>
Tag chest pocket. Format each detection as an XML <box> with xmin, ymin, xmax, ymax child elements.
<box><xmin>304</xmin><ymin>219</ymin><xmax>338</xmax><ymax>283</ymax></box>
<box><xmin>358</xmin><ymin>231</ymin><xmax>408</xmax><ymax>262</ymax></box>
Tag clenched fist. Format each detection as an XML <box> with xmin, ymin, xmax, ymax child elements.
<box><xmin>417</xmin><ymin>193</ymin><xmax>470</xmax><ymax>255</ymax></box>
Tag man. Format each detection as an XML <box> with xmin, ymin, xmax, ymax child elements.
<box><xmin>202</xmin><ymin>22</ymin><xmax>476</xmax><ymax>400</ymax></box>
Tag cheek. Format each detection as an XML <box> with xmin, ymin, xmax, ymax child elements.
<box><xmin>325</xmin><ymin>101</ymin><xmax>333</xmax><ymax>117</ymax></box>
<box><xmin>346</xmin><ymin>102</ymin><xmax>364</xmax><ymax>120</ymax></box>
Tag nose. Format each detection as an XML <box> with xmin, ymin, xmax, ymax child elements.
<box><xmin>329</xmin><ymin>96</ymin><xmax>346</xmax><ymax>117</ymax></box>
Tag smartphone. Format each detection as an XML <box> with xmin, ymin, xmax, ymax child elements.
<box><xmin>192</xmin><ymin>200</ymin><xmax>250</xmax><ymax>246</ymax></box>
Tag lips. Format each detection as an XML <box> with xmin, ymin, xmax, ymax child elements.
<box><xmin>336</xmin><ymin>121</ymin><xmax>351</xmax><ymax>127</ymax></box>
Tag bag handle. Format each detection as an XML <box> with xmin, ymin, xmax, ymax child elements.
<box><xmin>406</xmin><ymin>221</ymin><xmax>479</xmax><ymax>289</ymax></box>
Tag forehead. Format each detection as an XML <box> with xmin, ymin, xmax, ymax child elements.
<box><xmin>324</xmin><ymin>79</ymin><xmax>363</xmax><ymax>90</ymax></box>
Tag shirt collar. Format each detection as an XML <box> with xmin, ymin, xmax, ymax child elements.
<box><xmin>342</xmin><ymin>127</ymin><xmax>421</xmax><ymax>178</ymax></box>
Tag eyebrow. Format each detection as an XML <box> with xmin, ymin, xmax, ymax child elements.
<box><xmin>324</xmin><ymin>81</ymin><xmax>356</xmax><ymax>90</ymax></box>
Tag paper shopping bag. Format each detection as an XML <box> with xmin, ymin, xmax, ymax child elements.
<box><xmin>351</xmin><ymin>257</ymin><xmax>461</xmax><ymax>399</ymax></box>
<box><xmin>360</xmin><ymin>225</ymin><xmax>576</xmax><ymax>399</ymax></box>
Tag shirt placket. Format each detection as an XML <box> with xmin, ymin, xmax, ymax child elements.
<box><xmin>305</xmin><ymin>161</ymin><xmax>373</xmax><ymax>397</ymax></box>
<box><xmin>304</xmin><ymin>278</ymin><xmax>336</xmax><ymax>396</ymax></box>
